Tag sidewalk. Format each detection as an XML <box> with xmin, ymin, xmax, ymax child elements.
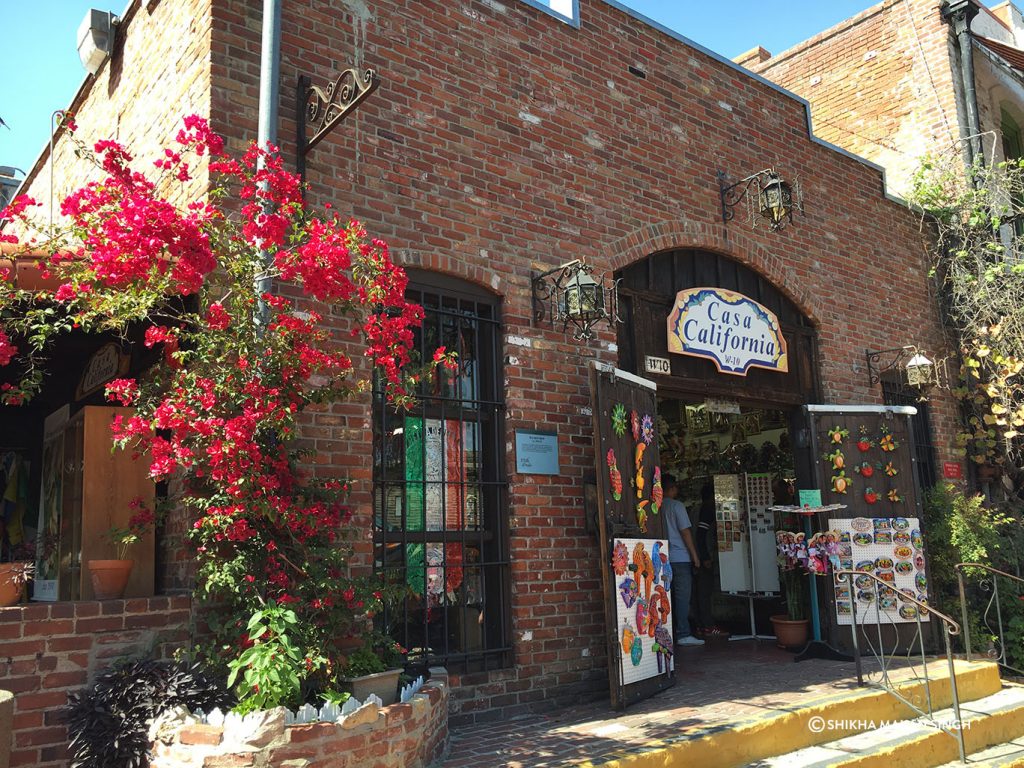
<box><xmin>440</xmin><ymin>639</ymin><xmax>882</xmax><ymax>767</ymax></box>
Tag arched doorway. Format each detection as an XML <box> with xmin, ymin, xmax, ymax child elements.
<box><xmin>613</xmin><ymin>248</ymin><xmax>820</xmax><ymax>642</ymax></box>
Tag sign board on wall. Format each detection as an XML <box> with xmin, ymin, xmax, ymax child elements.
<box><xmin>515</xmin><ymin>430</ymin><xmax>559</xmax><ymax>474</ymax></box>
<box><xmin>76</xmin><ymin>342</ymin><xmax>130</xmax><ymax>400</ymax></box>
<box><xmin>666</xmin><ymin>287</ymin><xmax>788</xmax><ymax>376</ymax></box>
<box><xmin>643</xmin><ymin>356</ymin><xmax>671</xmax><ymax>375</ymax></box>
<box><xmin>943</xmin><ymin>462</ymin><xmax>962</xmax><ymax>480</ymax></box>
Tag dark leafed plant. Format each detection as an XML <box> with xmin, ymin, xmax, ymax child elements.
<box><xmin>64</xmin><ymin>657</ymin><xmax>233</xmax><ymax>768</ymax></box>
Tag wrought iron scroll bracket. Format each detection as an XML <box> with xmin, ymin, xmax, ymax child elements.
<box><xmin>865</xmin><ymin>345</ymin><xmax>916</xmax><ymax>387</ymax></box>
<box><xmin>296</xmin><ymin>67</ymin><xmax>381</xmax><ymax>179</ymax></box>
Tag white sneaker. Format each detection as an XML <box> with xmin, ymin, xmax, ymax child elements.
<box><xmin>676</xmin><ymin>635</ymin><xmax>705</xmax><ymax>647</ymax></box>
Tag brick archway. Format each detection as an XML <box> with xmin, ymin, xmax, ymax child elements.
<box><xmin>604</xmin><ymin>219</ymin><xmax>821</xmax><ymax>325</ymax></box>
<box><xmin>394</xmin><ymin>249</ymin><xmax>506</xmax><ymax>297</ymax></box>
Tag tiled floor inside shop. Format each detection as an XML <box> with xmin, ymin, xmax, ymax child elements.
<box><xmin>440</xmin><ymin>638</ymin><xmax>905</xmax><ymax>767</ymax></box>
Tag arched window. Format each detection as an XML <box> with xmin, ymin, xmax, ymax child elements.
<box><xmin>372</xmin><ymin>272</ymin><xmax>510</xmax><ymax>670</ymax></box>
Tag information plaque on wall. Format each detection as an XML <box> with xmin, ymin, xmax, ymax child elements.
<box><xmin>515</xmin><ymin>430</ymin><xmax>560</xmax><ymax>474</ymax></box>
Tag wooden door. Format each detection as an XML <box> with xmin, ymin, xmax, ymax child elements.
<box><xmin>590</xmin><ymin>362</ymin><xmax>675</xmax><ymax>710</ymax></box>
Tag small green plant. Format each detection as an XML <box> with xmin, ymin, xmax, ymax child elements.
<box><xmin>780</xmin><ymin>568</ymin><xmax>807</xmax><ymax>622</ymax></box>
<box><xmin>226</xmin><ymin>603</ymin><xmax>325</xmax><ymax>713</ymax></box>
<box><xmin>340</xmin><ymin>633</ymin><xmax>407</xmax><ymax>677</ymax></box>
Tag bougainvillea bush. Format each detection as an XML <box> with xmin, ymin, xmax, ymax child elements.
<box><xmin>0</xmin><ymin>116</ymin><xmax>451</xmax><ymax>711</ymax></box>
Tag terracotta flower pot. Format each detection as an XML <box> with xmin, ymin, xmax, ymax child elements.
<box><xmin>770</xmin><ymin>614</ymin><xmax>810</xmax><ymax>650</ymax></box>
<box><xmin>87</xmin><ymin>559</ymin><xmax>134</xmax><ymax>600</ymax></box>
<box><xmin>0</xmin><ymin>563</ymin><xmax>26</xmax><ymax>607</ymax></box>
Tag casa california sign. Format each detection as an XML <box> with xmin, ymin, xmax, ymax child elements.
<box><xmin>666</xmin><ymin>287</ymin><xmax>788</xmax><ymax>376</ymax></box>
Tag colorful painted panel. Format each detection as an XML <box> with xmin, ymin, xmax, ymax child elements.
<box><xmin>612</xmin><ymin>538</ymin><xmax>674</xmax><ymax>685</ymax></box>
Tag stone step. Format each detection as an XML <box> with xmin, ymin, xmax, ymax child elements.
<box><xmin>750</xmin><ymin>684</ymin><xmax>1024</xmax><ymax>768</ymax></box>
<box><xmin>591</xmin><ymin>660</ymin><xmax>1002</xmax><ymax>768</ymax></box>
<box><xmin>932</xmin><ymin>737</ymin><xmax>1024</xmax><ymax>767</ymax></box>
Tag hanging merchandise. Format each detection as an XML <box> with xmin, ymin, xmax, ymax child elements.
<box><xmin>887</xmin><ymin>489</ymin><xmax>903</xmax><ymax>503</ymax></box>
<box><xmin>607</xmin><ymin>449</ymin><xmax>623</xmax><ymax>501</ymax></box>
<box><xmin>831</xmin><ymin>471</ymin><xmax>850</xmax><ymax>494</ymax></box>
<box><xmin>611</xmin><ymin>403</ymin><xmax>628</xmax><ymax>437</ymax></box>
<box><xmin>641</xmin><ymin>414</ymin><xmax>654</xmax><ymax>445</ymax></box>
<box><xmin>636</xmin><ymin>501</ymin><xmax>649</xmax><ymax>532</ymax></box>
<box><xmin>882</xmin><ymin>461</ymin><xmax>898</xmax><ymax>477</ymax></box>
<box><xmin>614</xmin><ymin>538</ymin><xmax>672</xmax><ymax>683</ymax></box>
<box><xmin>856</xmin><ymin>461</ymin><xmax>874</xmax><ymax>479</ymax></box>
<box><xmin>864</xmin><ymin>487</ymin><xmax>879</xmax><ymax>504</ymax></box>
<box><xmin>878</xmin><ymin>424</ymin><xmax>898</xmax><ymax>452</ymax></box>
<box><xmin>635</xmin><ymin>443</ymin><xmax>646</xmax><ymax>499</ymax></box>
<box><xmin>612</xmin><ymin>540</ymin><xmax>629</xmax><ymax>575</ymax></box>
<box><xmin>827</xmin><ymin>426</ymin><xmax>849</xmax><ymax>444</ymax></box>
<box><xmin>651</xmin><ymin>467</ymin><xmax>663</xmax><ymax>515</ymax></box>
<box><xmin>826</xmin><ymin>449</ymin><xmax>845</xmax><ymax>471</ymax></box>
<box><xmin>631</xmin><ymin>410</ymin><xmax>641</xmax><ymax>442</ymax></box>
<box><xmin>856</xmin><ymin>426</ymin><xmax>873</xmax><ymax>452</ymax></box>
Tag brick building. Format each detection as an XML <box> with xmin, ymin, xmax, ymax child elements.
<box><xmin>742</xmin><ymin>0</ymin><xmax>1024</xmax><ymax>199</ymax></box>
<box><xmin>2</xmin><ymin>0</ymin><xmax>963</xmax><ymax>763</ymax></box>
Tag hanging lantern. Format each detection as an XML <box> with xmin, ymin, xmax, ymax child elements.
<box><xmin>758</xmin><ymin>173</ymin><xmax>794</xmax><ymax>230</ymax></box>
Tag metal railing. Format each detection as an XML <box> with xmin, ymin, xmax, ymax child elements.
<box><xmin>836</xmin><ymin>569</ymin><xmax>967</xmax><ymax>763</ymax></box>
<box><xmin>956</xmin><ymin>562</ymin><xmax>1024</xmax><ymax>678</ymax></box>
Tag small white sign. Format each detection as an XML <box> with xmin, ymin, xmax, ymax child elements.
<box><xmin>644</xmin><ymin>356</ymin><xmax>671</xmax><ymax>375</ymax></box>
<box><xmin>705</xmin><ymin>398</ymin><xmax>741</xmax><ymax>414</ymax></box>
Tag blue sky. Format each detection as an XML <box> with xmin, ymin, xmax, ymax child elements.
<box><xmin>0</xmin><ymin>0</ymin><xmax>979</xmax><ymax>177</ymax></box>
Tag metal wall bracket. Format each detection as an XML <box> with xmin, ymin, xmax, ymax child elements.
<box><xmin>296</xmin><ymin>68</ymin><xmax>380</xmax><ymax>179</ymax></box>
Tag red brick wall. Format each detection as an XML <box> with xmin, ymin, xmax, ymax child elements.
<box><xmin>204</xmin><ymin>0</ymin><xmax>961</xmax><ymax>724</ymax></box>
<box><xmin>0</xmin><ymin>596</ymin><xmax>191</xmax><ymax>768</ymax></box>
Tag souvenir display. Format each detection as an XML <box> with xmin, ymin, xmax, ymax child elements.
<box><xmin>883</xmin><ymin>461</ymin><xmax>898</xmax><ymax>477</ymax></box>
<box><xmin>887</xmin><ymin>489</ymin><xmax>903</xmax><ymax>504</ymax></box>
<box><xmin>828</xmin><ymin>426</ymin><xmax>849</xmax><ymax>444</ymax></box>
<box><xmin>611</xmin><ymin>403</ymin><xmax>628</xmax><ymax>437</ymax></box>
<box><xmin>607</xmin><ymin>449</ymin><xmax>623</xmax><ymax>502</ymax></box>
<box><xmin>651</xmin><ymin>467</ymin><xmax>663</xmax><ymax>515</ymax></box>
<box><xmin>612</xmin><ymin>540</ymin><xmax>629</xmax><ymax>574</ymax></box>
<box><xmin>878</xmin><ymin>425</ymin><xmax>898</xmax><ymax>452</ymax></box>
<box><xmin>857</xmin><ymin>462</ymin><xmax>875</xmax><ymax>478</ymax></box>
<box><xmin>634</xmin><ymin>443</ymin><xmax>646</xmax><ymax>500</ymax></box>
<box><xmin>831</xmin><ymin>470</ymin><xmax>851</xmax><ymax>494</ymax></box>
<box><xmin>613</xmin><ymin>538</ymin><xmax>672</xmax><ymax>684</ymax></box>
<box><xmin>864</xmin><ymin>487</ymin><xmax>879</xmax><ymax>504</ymax></box>
<box><xmin>829</xmin><ymin>516</ymin><xmax>927</xmax><ymax>625</ymax></box>
<box><xmin>641</xmin><ymin>413</ymin><xmax>654</xmax><ymax>446</ymax></box>
<box><xmin>856</xmin><ymin>427</ymin><xmax>873</xmax><ymax>452</ymax></box>
<box><xmin>631</xmin><ymin>410</ymin><xmax>641</xmax><ymax>442</ymax></box>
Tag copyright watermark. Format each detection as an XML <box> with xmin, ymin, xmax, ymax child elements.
<box><xmin>807</xmin><ymin>715</ymin><xmax>971</xmax><ymax>733</ymax></box>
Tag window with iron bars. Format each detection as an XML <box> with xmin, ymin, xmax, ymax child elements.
<box><xmin>372</xmin><ymin>273</ymin><xmax>512</xmax><ymax>671</ymax></box>
<box><xmin>882</xmin><ymin>379</ymin><xmax>938</xmax><ymax>491</ymax></box>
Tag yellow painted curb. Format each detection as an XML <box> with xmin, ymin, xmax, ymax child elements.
<box><xmin>585</xmin><ymin>661</ymin><xmax>1003</xmax><ymax>768</ymax></box>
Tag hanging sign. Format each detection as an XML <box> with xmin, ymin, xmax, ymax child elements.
<box><xmin>666</xmin><ymin>287</ymin><xmax>788</xmax><ymax>376</ymax></box>
<box><xmin>76</xmin><ymin>343</ymin><xmax>130</xmax><ymax>400</ymax></box>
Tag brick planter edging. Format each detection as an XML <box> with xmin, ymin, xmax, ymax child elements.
<box><xmin>150</xmin><ymin>669</ymin><xmax>449</xmax><ymax>768</ymax></box>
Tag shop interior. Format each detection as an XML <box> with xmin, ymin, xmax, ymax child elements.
<box><xmin>656</xmin><ymin>396</ymin><xmax>799</xmax><ymax>638</ymax></box>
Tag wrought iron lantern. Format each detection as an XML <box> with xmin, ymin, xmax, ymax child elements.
<box><xmin>866</xmin><ymin>345</ymin><xmax>943</xmax><ymax>394</ymax></box>
<box><xmin>718</xmin><ymin>168</ymin><xmax>800</xmax><ymax>231</ymax></box>
<box><xmin>532</xmin><ymin>260</ymin><xmax>620</xmax><ymax>341</ymax></box>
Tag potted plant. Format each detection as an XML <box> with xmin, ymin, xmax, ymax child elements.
<box><xmin>0</xmin><ymin>541</ymin><xmax>35</xmax><ymax>607</ymax></box>
<box><xmin>771</xmin><ymin>567</ymin><xmax>810</xmax><ymax>649</ymax></box>
<box><xmin>337</xmin><ymin>634</ymin><xmax>407</xmax><ymax>706</ymax></box>
<box><xmin>87</xmin><ymin>502</ymin><xmax>154</xmax><ymax>600</ymax></box>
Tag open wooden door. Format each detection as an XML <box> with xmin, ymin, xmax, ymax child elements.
<box><xmin>590</xmin><ymin>362</ymin><xmax>675</xmax><ymax>710</ymax></box>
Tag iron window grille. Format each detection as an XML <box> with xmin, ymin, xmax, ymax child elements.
<box><xmin>372</xmin><ymin>274</ymin><xmax>511</xmax><ymax>671</ymax></box>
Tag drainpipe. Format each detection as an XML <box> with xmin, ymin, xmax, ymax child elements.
<box><xmin>942</xmin><ymin>0</ymin><xmax>982</xmax><ymax>169</ymax></box>
<box><xmin>255</xmin><ymin>0</ymin><xmax>282</xmax><ymax>329</ymax></box>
